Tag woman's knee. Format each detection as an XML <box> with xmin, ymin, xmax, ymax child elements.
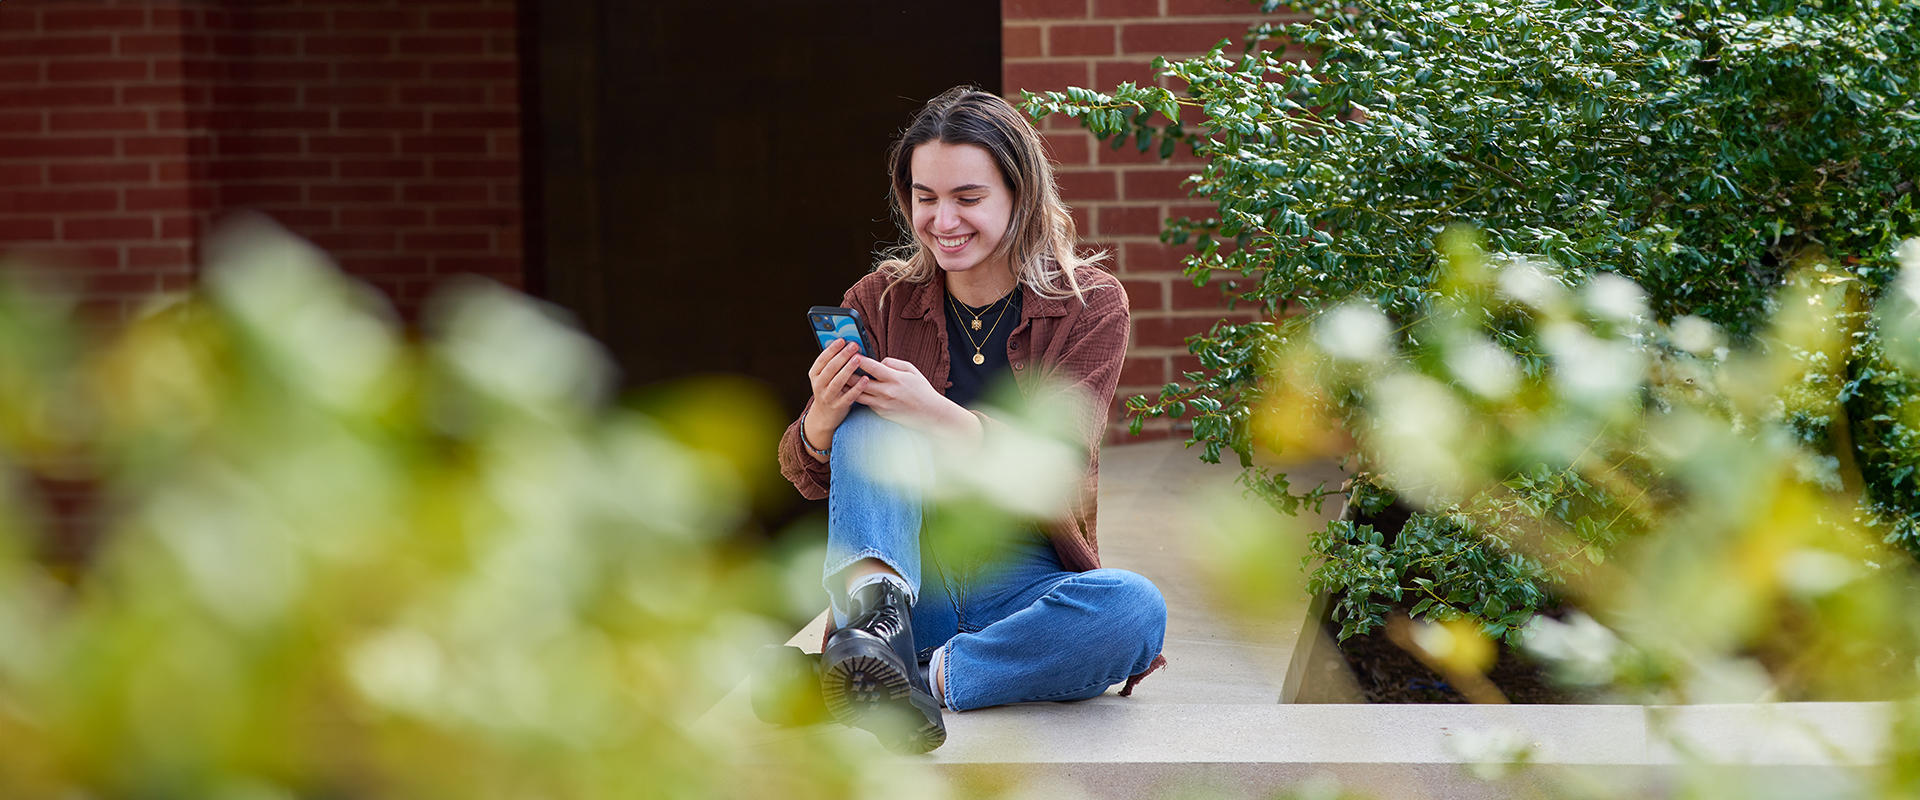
<box><xmin>1071</xmin><ymin>568</ymin><xmax>1167</xmax><ymax>644</ymax></box>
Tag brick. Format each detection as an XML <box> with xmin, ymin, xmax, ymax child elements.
<box><xmin>250</xmin><ymin>207</ymin><xmax>334</xmax><ymax>229</ymax></box>
<box><xmin>1004</xmin><ymin>25</ymin><xmax>1044</xmax><ymax>59</ymax></box>
<box><xmin>62</xmin><ymin>217</ymin><xmax>154</xmax><ymax>241</ymax></box>
<box><xmin>46</xmin><ymin>60</ymin><xmax>150</xmax><ymax>83</ymax></box>
<box><xmin>1119</xmin><ymin>355</ymin><xmax>1167</xmax><ymax>386</ymax></box>
<box><xmin>0</xmin><ymin>137</ymin><xmax>117</xmax><ymax>159</ymax></box>
<box><xmin>211</xmin><ymin>85</ymin><xmax>299</xmax><ymax>106</ymax></box>
<box><xmin>1041</xmin><ymin>131</ymin><xmax>1094</xmax><ymax>166</ymax></box>
<box><xmin>205</xmin><ymin>159</ymin><xmax>333</xmax><ymax>181</ymax></box>
<box><xmin>311</xmin><ymin>184</ymin><xmax>395</xmax><ymax>203</ymax></box>
<box><xmin>0</xmin><ymin>86</ymin><xmax>116</xmax><ymax>108</ymax></box>
<box><xmin>402</xmin><ymin>183</ymin><xmax>480</xmax><ymax>204</ymax></box>
<box><xmin>1003</xmin><ymin>61</ymin><xmax>1092</xmax><ymax>95</ymax></box>
<box><xmin>339</xmin><ymin>110</ymin><xmax>426</xmax><ymax>131</ymax></box>
<box><xmin>0</xmin><ymin>164</ymin><xmax>43</xmax><ymax>188</ymax></box>
<box><xmin>487</xmin><ymin>33</ymin><xmax>517</xmax><ymax>56</ymax></box>
<box><xmin>307</xmin><ymin>230</ymin><xmax>397</xmax><ymax>252</ymax></box>
<box><xmin>125</xmin><ymin>186</ymin><xmax>206</xmax><ymax>212</ymax></box>
<box><xmin>0</xmin><ymin>112</ymin><xmax>41</xmax><ymax>135</ymax></box>
<box><xmin>10</xmin><ymin>244</ymin><xmax>123</xmax><ymax>269</ymax></box>
<box><xmin>427</xmin><ymin>60</ymin><xmax>513</xmax><ymax>81</ymax></box>
<box><xmin>230</xmin><ymin>9</ymin><xmax>326</xmax><ymax>30</ymax></box>
<box><xmin>237</xmin><ymin>61</ymin><xmax>332</xmax><ymax>82</ymax></box>
<box><xmin>127</xmin><ymin>244</ymin><xmax>193</xmax><ymax>270</ymax></box>
<box><xmin>489</xmin><ymin>85</ymin><xmax>521</xmax><ymax>105</ymax></box>
<box><xmin>430</xmin><ymin>159</ymin><xmax>516</xmax><ymax>179</ymax></box>
<box><xmin>79</xmin><ymin>271</ymin><xmax>167</xmax><ymax>296</ymax></box>
<box><xmin>331</xmin><ymin>10</ymin><xmax>420</xmax><ymax>30</ymax></box>
<box><xmin>0</xmin><ymin>7</ymin><xmax>39</xmax><ymax>34</ymax></box>
<box><xmin>216</xmin><ymin>135</ymin><xmax>303</xmax><ymax>157</ymax></box>
<box><xmin>116</xmin><ymin>33</ymin><xmax>190</xmax><ymax>57</ymax></box>
<box><xmin>1172</xmin><ymin>276</ymin><xmax>1238</xmax><ymax>309</ymax></box>
<box><xmin>1122</xmin><ymin>241</ymin><xmax>1189</xmax><ymax>273</ymax></box>
<box><xmin>1097</xmin><ymin>204</ymin><xmax>1163</xmax><ymax>237</ymax></box>
<box><xmin>1120</xmin><ymin>21</ymin><xmax>1253</xmax><ymax>55</ymax></box>
<box><xmin>398</xmin><ymin>86</ymin><xmax>489</xmax><ymax>105</ymax></box>
<box><xmin>1133</xmin><ymin>313</ymin><xmax>1217</xmax><ymax>348</ymax></box>
<box><xmin>1096</xmin><ymin>0</ymin><xmax>1162</xmax><ymax>15</ymax></box>
<box><xmin>340</xmin><ymin>207</ymin><xmax>427</xmax><ymax>227</ymax></box>
<box><xmin>9</xmin><ymin>35</ymin><xmax>115</xmax><ymax>58</ymax></box>
<box><xmin>158</xmin><ymin>216</ymin><xmax>195</xmax><ymax>238</ymax></box>
<box><xmin>50</xmin><ymin>110</ymin><xmax>149</xmax><ymax>133</ymax></box>
<box><xmin>0</xmin><ymin>218</ymin><xmax>58</xmax><ymax>242</ymax></box>
<box><xmin>1167</xmin><ymin>0</ymin><xmax>1297</xmax><ymax>15</ymax></box>
<box><xmin>207</xmin><ymin>110</ymin><xmax>332</xmax><ymax>131</ymax></box>
<box><xmin>122</xmin><ymin>134</ymin><xmax>213</xmax><ymax>159</ymax></box>
<box><xmin>148</xmin><ymin>5</ymin><xmax>197</xmax><ymax>30</ymax></box>
<box><xmin>304</xmin><ymin>35</ymin><xmax>393</xmax><ymax>57</ymax></box>
<box><xmin>121</xmin><ymin>85</ymin><xmax>189</xmax><ymax>106</ymax></box>
<box><xmin>1005</xmin><ymin>0</ymin><xmax>1088</xmax><ymax>19</ymax></box>
<box><xmin>44</xmin><ymin>8</ymin><xmax>149</xmax><ymax>30</ymax></box>
<box><xmin>489</xmin><ymin>132</ymin><xmax>520</xmax><ymax>156</ymax></box>
<box><xmin>1121</xmin><ymin>277</ymin><xmax>1166</xmax><ymax>311</ymax></box>
<box><xmin>339</xmin><ymin>61</ymin><xmax>426</xmax><ymax>82</ymax></box>
<box><xmin>401</xmin><ymin>134</ymin><xmax>488</xmax><ymax>155</ymax></box>
<box><xmin>213</xmin><ymin>34</ymin><xmax>299</xmax><ymax>59</ymax></box>
<box><xmin>404</xmin><ymin>231</ymin><xmax>489</xmax><ymax>251</ymax></box>
<box><xmin>430</xmin><ymin>110</ymin><xmax>518</xmax><ymax>131</ymax></box>
<box><xmin>50</xmin><ymin>163</ymin><xmax>152</xmax><ymax>185</ymax></box>
<box><xmin>397</xmin><ymin>35</ymin><xmax>488</xmax><ymax>56</ymax></box>
<box><xmin>339</xmin><ymin>159</ymin><xmax>426</xmax><ymax>179</ymax></box>
<box><xmin>432</xmin><ymin>207</ymin><xmax>517</xmax><ymax>227</ymax></box>
<box><xmin>1121</xmin><ymin>168</ymin><xmax>1196</xmax><ymax>200</ymax></box>
<box><xmin>1049</xmin><ymin>24</ymin><xmax>1116</xmax><ymax>57</ymax></box>
<box><xmin>0</xmin><ymin>62</ymin><xmax>40</xmax><ymax>82</ymax></box>
<box><xmin>305</xmin><ymin>86</ymin><xmax>394</xmax><ymax>106</ymax></box>
<box><xmin>1055</xmin><ymin>169</ymin><xmax>1118</xmax><ymax>201</ymax></box>
<box><xmin>309</xmin><ymin>135</ymin><xmax>395</xmax><ymax>155</ymax></box>
<box><xmin>427</xmin><ymin>10</ymin><xmax>517</xmax><ymax>29</ymax></box>
<box><xmin>1068</xmin><ymin>204</ymin><xmax>1091</xmax><ymax>235</ymax></box>
<box><xmin>432</xmin><ymin>256</ymin><xmax>518</xmax><ymax>275</ymax></box>
<box><xmin>151</xmin><ymin>109</ymin><xmax>192</xmax><ymax>130</ymax></box>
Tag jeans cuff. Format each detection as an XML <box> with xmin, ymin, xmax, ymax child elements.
<box><xmin>822</xmin><ymin>547</ymin><xmax>916</xmax><ymax>621</ymax></box>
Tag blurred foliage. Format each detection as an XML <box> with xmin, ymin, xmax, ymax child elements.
<box><xmin>1024</xmin><ymin>0</ymin><xmax>1920</xmax><ymax>645</ymax></box>
<box><xmin>0</xmin><ymin>219</ymin><xmax>973</xmax><ymax>799</ymax></box>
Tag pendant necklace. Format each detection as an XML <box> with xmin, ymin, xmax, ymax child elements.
<box><xmin>948</xmin><ymin>290</ymin><xmax>1014</xmax><ymax>366</ymax></box>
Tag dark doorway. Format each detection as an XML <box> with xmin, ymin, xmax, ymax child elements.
<box><xmin>527</xmin><ymin>1</ymin><xmax>1001</xmax><ymax>399</ymax></box>
<box><xmin>524</xmin><ymin>0</ymin><xmax>1001</xmax><ymax>535</ymax></box>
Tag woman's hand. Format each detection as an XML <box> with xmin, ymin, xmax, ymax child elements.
<box><xmin>854</xmin><ymin>356</ymin><xmax>981</xmax><ymax>441</ymax></box>
<box><xmin>803</xmin><ymin>339</ymin><xmax>868</xmax><ymax>460</ymax></box>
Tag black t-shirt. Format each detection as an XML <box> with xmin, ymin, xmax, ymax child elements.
<box><xmin>943</xmin><ymin>288</ymin><xmax>1021</xmax><ymax>409</ymax></box>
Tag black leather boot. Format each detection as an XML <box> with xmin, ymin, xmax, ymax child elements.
<box><xmin>820</xmin><ymin>580</ymin><xmax>946</xmax><ymax>753</ymax></box>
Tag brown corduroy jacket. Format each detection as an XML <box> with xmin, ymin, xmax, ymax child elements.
<box><xmin>777</xmin><ymin>264</ymin><xmax>1130</xmax><ymax>574</ymax></box>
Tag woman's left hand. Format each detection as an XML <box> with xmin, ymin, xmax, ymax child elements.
<box><xmin>854</xmin><ymin>356</ymin><xmax>980</xmax><ymax>440</ymax></box>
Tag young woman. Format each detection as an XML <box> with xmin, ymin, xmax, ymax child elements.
<box><xmin>775</xmin><ymin>87</ymin><xmax>1167</xmax><ymax>754</ymax></box>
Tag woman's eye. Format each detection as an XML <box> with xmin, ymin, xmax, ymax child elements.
<box><xmin>916</xmin><ymin>197</ymin><xmax>935</xmax><ymax>205</ymax></box>
<box><xmin>958</xmin><ymin>197</ymin><xmax>981</xmax><ymax>205</ymax></box>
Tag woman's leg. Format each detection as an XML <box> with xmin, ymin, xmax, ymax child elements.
<box><xmin>821</xmin><ymin>407</ymin><xmax>926</xmax><ymax>625</ymax></box>
<box><xmin>935</xmin><ymin>542</ymin><xmax>1167</xmax><ymax>711</ymax></box>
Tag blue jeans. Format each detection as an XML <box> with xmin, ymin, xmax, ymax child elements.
<box><xmin>823</xmin><ymin>407</ymin><xmax>1167</xmax><ymax>712</ymax></box>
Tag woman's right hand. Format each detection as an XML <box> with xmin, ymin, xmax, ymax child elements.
<box><xmin>803</xmin><ymin>339</ymin><xmax>869</xmax><ymax>460</ymax></box>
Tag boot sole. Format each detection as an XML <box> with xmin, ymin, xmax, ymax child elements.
<box><xmin>820</xmin><ymin>635</ymin><xmax>946</xmax><ymax>754</ymax></box>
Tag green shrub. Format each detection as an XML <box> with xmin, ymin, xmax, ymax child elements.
<box><xmin>1026</xmin><ymin>0</ymin><xmax>1920</xmax><ymax>642</ymax></box>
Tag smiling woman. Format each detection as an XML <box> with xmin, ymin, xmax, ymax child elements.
<box><xmin>770</xmin><ymin>87</ymin><xmax>1164</xmax><ymax>754</ymax></box>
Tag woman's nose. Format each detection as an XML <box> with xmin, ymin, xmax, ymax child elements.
<box><xmin>936</xmin><ymin>202</ymin><xmax>959</xmax><ymax>230</ymax></box>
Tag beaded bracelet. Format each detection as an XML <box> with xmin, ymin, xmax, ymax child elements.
<box><xmin>798</xmin><ymin>410</ymin><xmax>831</xmax><ymax>459</ymax></box>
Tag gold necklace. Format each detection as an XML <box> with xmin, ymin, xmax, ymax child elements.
<box><xmin>948</xmin><ymin>291</ymin><xmax>1014</xmax><ymax>365</ymax></box>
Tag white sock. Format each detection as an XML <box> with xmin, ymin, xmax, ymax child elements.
<box><xmin>846</xmin><ymin>571</ymin><xmax>913</xmax><ymax>606</ymax></box>
<box><xmin>929</xmin><ymin>644</ymin><xmax>948</xmax><ymax>708</ymax></box>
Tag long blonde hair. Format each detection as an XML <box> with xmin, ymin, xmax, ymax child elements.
<box><xmin>875</xmin><ymin>87</ymin><xmax>1110</xmax><ymax>312</ymax></box>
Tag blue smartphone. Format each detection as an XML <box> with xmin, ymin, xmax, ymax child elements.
<box><xmin>808</xmin><ymin>306</ymin><xmax>877</xmax><ymax>376</ymax></box>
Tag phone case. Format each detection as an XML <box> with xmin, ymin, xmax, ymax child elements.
<box><xmin>807</xmin><ymin>306</ymin><xmax>876</xmax><ymax>357</ymax></box>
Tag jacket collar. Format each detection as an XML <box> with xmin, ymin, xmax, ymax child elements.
<box><xmin>898</xmin><ymin>272</ymin><xmax>1072</xmax><ymax>320</ymax></box>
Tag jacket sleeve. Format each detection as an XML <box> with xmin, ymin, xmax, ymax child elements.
<box><xmin>973</xmin><ymin>277</ymin><xmax>1130</xmax><ymax>459</ymax></box>
<box><xmin>777</xmin><ymin>284</ymin><xmax>865</xmax><ymax>500</ymax></box>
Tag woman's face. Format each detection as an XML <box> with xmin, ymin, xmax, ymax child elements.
<box><xmin>909</xmin><ymin>140</ymin><xmax>1013</xmax><ymax>277</ymax></box>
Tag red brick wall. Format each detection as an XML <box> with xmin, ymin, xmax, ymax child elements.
<box><xmin>1003</xmin><ymin>0</ymin><xmax>1298</xmax><ymax>441</ymax></box>
<box><xmin>0</xmin><ymin>0</ymin><xmax>520</xmax><ymax>321</ymax></box>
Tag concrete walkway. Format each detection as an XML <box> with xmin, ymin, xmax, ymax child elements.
<box><xmin>706</xmin><ymin>439</ymin><xmax>1889</xmax><ymax>798</ymax></box>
